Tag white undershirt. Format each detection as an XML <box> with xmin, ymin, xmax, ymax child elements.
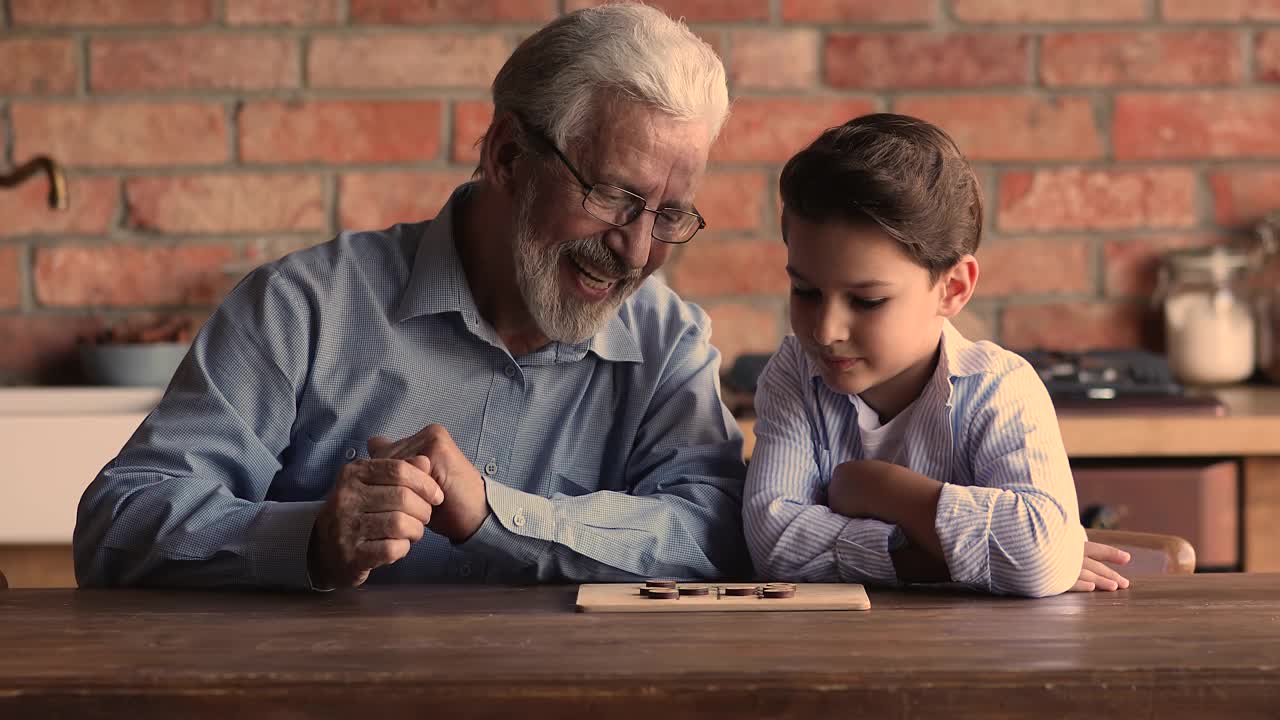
<box><xmin>850</xmin><ymin>393</ymin><xmax>918</xmax><ymax>466</ymax></box>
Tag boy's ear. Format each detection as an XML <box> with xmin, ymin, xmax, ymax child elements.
<box><xmin>479</xmin><ymin>111</ymin><xmax>526</xmax><ymax>195</ymax></box>
<box><xmin>937</xmin><ymin>255</ymin><xmax>979</xmax><ymax>318</ymax></box>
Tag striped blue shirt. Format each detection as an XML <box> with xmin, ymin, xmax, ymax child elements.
<box><xmin>744</xmin><ymin>321</ymin><xmax>1085</xmax><ymax>597</ymax></box>
<box><xmin>74</xmin><ymin>184</ymin><xmax>749</xmax><ymax>590</ymax></box>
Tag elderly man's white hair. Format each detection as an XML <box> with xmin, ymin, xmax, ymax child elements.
<box><xmin>487</xmin><ymin>2</ymin><xmax>729</xmax><ymax>153</ymax></box>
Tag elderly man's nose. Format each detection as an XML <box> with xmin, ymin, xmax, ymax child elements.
<box><xmin>604</xmin><ymin>221</ymin><xmax>653</xmax><ymax>271</ymax></box>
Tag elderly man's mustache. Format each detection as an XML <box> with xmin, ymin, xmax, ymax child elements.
<box><xmin>561</xmin><ymin>234</ymin><xmax>643</xmax><ymax>282</ymax></box>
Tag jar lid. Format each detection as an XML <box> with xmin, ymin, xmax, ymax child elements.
<box><xmin>1164</xmin><ymin>246</ymin><xmax>1251</xmax><ymax>277</ymax></box>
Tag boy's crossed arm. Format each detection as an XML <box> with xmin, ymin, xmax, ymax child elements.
<box><xmin>827</xmin><ymin>453</ymin><xmax>1131</xmax><ymax>593</ymax></box>
<box><xmin>828</xmin><ymin>459</ymin><xmax>948</xmax><ymax>582</ymax></box>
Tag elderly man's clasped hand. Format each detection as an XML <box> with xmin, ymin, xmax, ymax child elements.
<box><xmin>308</xmin><ymin>425</ymin><xmax>489</xmax><ymax>588</ymax></box>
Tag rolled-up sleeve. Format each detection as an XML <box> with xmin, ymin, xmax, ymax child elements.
<box><xmin>934</xmin><ymin>364</ymin><xmax>1084</xmax><ymax>597</ymax></box>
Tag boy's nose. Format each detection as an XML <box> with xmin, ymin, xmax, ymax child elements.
<box><xmin>813</xmin><ymin>302</ymin><xmax>851</xmax><ymax>347</ymax></box>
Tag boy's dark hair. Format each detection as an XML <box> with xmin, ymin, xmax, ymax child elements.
<box><xmin>779</xmin><ymin>113</ymin><xmax>983</xmax><ymax>282</ymax></box>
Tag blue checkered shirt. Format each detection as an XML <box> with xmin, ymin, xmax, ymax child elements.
<box><xmin>744</xmin><ymin>321</ymin><xmax>1085</xmax><ymax>597</ymax></box>
<box><xmin>75</xmin><ymin>184</ymin><xmax>749</xmax><ymax>589</ymax></box>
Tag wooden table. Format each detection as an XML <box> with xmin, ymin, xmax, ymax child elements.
<box><xmin>740</xmin><ymin>385</ymin><xmax>1280</xmax><ymax>571</ymax></box>
<box><xmin>3</xmin><ymin>575</ymin><xmax>1279</xmax><ymax>719</ymax></box>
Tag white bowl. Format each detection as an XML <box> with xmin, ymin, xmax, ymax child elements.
<box><xmin>79</xmin><ymin>342</ymin><xmax>190</xmax><ymax>387</ymax></box>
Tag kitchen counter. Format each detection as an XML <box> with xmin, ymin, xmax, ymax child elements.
<box><xmin>0</xmin><ymin>387</ymin><xmax>162</xmax><ymax>545</ymax></box>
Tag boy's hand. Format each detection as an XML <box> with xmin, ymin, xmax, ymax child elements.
<box><xmin>1070</xmin><ymin>540</ymin><xmax>1132</xmax><ymax>592</ymax></box>
<box><xmin>829</xmin><ymin>459</ymin><xmax>944</xmax><ymax>559</ymax></box>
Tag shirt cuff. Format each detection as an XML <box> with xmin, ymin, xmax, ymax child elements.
<box><xmin>833</xmin><ymin>517</ymin><xmax>900</xmax><ymax>585</ymax></box>
<box><xmin>933</xmin><ymin>482</ymin><xmax>991</xmax><ymax>587</ymax></box>
<box><xmin>455</xmin><ymin>478</ymin><xmax>553</xmax><ymax>567</ymax></box>
<box><xmin>245</xmin><ymin>500</ymin><xmax>325</xmax><ymax>591</ymax></box>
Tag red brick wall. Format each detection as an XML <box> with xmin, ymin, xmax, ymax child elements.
<box><xmin>3</xmin><ymin>0</ymin><xmax>1280</xmax><ymax>383</ymax></box>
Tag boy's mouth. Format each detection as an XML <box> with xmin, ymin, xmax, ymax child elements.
<box><xmin>821</xmin><ymin>355</ymin><xmax>863</xmax><ymax>372</ymax></box>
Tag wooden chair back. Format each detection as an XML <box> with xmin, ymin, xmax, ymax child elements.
<box><xmin>1088</xmin><ymin>529</ymin><xmax>1196</xmax><ymax>575</ymax></box>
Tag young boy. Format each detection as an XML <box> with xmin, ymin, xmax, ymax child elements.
<box><xmin>744</xmin><ymin>114</ymin><xmax>1124</xmax><ymax>597</ymax></box>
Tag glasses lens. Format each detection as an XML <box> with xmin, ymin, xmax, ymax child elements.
<box><xmin>653</xmin><ymin>209</ymin><xmax>703</xmax><ymax>244</ymax></box>
<box><xmin>584</xmin><ymin>185</ymin><xmax>645</xmax><ymax>227</ymax></box>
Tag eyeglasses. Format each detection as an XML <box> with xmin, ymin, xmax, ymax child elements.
<box><xmin>519</xmin><ymin>119</ymin><xmax>706</xmax><ymax>245</ymax></box>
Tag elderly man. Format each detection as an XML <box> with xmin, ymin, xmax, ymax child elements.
<box><xmin>74</xmin><ymin>4</ymin><xmax>747</xmax><ymax>589</ymax></box>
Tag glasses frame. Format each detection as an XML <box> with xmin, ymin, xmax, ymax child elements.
<box><xmin>518</xmin><ymin>119</ymin><xmax>706</xmax><ymax>245</ymax></box>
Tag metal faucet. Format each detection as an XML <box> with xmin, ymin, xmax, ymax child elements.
<box><xmin>0</xmin><ymin>156</ymin><xmax>69</xmax><ymax>210</ymax></box>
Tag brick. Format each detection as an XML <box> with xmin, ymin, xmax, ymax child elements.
<box><xmin>12</xmin><ymin>102</ymin><xmax>228</xmax><ymax>167</ymax></box>
<box><xmin>565</xmin><ymin>0</ymin><xmax>770</xmax><ymax>21</ymax></box>
<box><xmin>226</xmin><ymin>0</ymin><xmax>340</xmax><ymax>24</ymax></box>
<box><xmin>0</xmin><ymin>38</ymin><xmax>77</xmax><ymax>94</ymax></box>
<box><xmin>1259</xmin><ymin>31</ymin><xmax>1280</xmax><ymax>83</ymax></box>
<box><xmin>1162</xmin><ymin>0</ymin><xmax>1280</xmax><ymax>21</ymax></box>
<box><xmin>35</xmin><ymin>244</ymin><xmax>238</xmax><ymax>307</ymax></box>
<box><xmin>667</xmin><ymin>239</ymin><xmax>788</xmax><ymax>296</ymax></box>
<box><xmin>1041</xmin><ymin>31</ymin><xmax>1242</xmax><ymax>87</ymax></box>
<box><xmin>339</xmin><ymin>171</ymin><xmax>472</xmax><ymax>230</ymax></box>
<box><xmin>243</xmin><ymin>237</ymin><xmax>328</xmax><ymax>265</ymax></box>
<box><xmin>704</xmin><ymin>303</ymin><xmax>782</xmax><ymax>368</ymax></box>
<box><xmin>91</xmin><ymin>35</ymin><xmax>299</xmax><ymax>92</ymax></box>
<box><xmin>711</xmin><ymin>97</ymin><xmax>877</xmax><ymax>164</ymax></box>
<box><xmin>695</xmin><ymin>171</ymin><xmax>769</xmax><ymax>234</ymax></box>
<box><xmin>998</xmin><ymin>168</ymin><xmax>1197</xmax><ymax>231</ymax></box>
<box><xmin>11</xmin><ymin>0</ymin><xmax>212</xmax><ymax>26</ymax></box>
<box><xmin>951</xmin><ymin>306</ymin><xmax>996</xmax><ymax>343</ymax></box>
<box><xmin>0</xmin><ymin>247</ymin><xmax>21</xmax><ymax>309</ymax></box>
<box><xmin>1115</xmin><ymin>92</ymin><xmax>1280</xmax><ymax>159</ymax></box>
<box><xmin>452</xmin><ymin>101</ymin><xmax>493</xmax><ymax>164</ymax></box>
<box><xmin>895</xmin><ymin>95</ymin><xmax>1102</xmax><ymax>162</ymax></box>
<box><xmin>239</xmin><ymin>101</ymin><xmax>442</xmax><ymax>164</ymax></box>
<box><xmin>977</xmin><ymin>238</ymin><xmax>1093</xmax><ymax>297</ymax></box>
<box><xmin>1001</xmin><ymin>302</ymin><xmax>1153</xmax><ymax>352</ymax></box>
<box><xmin>1210</xmin><ymin>169</ymin><xmax>1280</xmax><ymax>227</ymax></box>
<box><xmin>953</xmin><ymin>0</ymin><xmax>1147</xmax><ymax>22</ymax></box>
<box><xmin>1103</xmin><ymin>234</ymin><xmax>1231</xmax><ymax>297</ymax></box>
<box><xmin>827</xmin><ymin>33</ymin><xmax>1027</xmax><ymax>90</ymax></box>
<box><xmin>0</xmin><ymin>315</ymin><xmax>105</xmax><ymax>383</ymax></box>
<box><xmin>781</xmin><ymin>0</ymin><xmax>933</xmax><ymax>22</ymax></box>
<box><xmin>0</xmin><ymin>177</ymin><xmax>118</xmax><ymax>238</ymax></box>
<box><xmin>352</xmin><ymin>0</ymin><xmax>555</xmax><ymax>22</ymax></box>
<box><xmin>730</xmin><ymin>30</ymin><xmax>819</xmax><ymax>91</ymax></box>
<box><xmin>126</xmin><ymin>174</ymin><xmax>326</xmax><ymax>233</ymax></box>
<box><xmin>309</xmin><ymin>33</ymin><xmax>510</xmax><ymax>90</ymax></box>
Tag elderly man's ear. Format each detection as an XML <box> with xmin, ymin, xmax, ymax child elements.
<box><xmin>481</xmin><ymin>111</ymin><xmax>527</xmax><ymax>194</ymax></box>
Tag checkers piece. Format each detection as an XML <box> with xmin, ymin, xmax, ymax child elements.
<box><xmin>762</xmin><ymin>586</ymin><xmax>796</xmax><ymax>599</ymax></box>
<box><xmin>644</xmin><ymin>578</ymin><xmax>678</xmax><ymax>589</ymax></box>
<box><xmin>721</xmin><ymin>584</ymin><xmax>759</xmax><ymax>597</ymax></box>
<box><xmin>645</xmin><ymin>587</ymin><xmax>679</xmax><ymax>600</ymax></box>
<box><xmin>678</xmin><ymin>584</ymin><xmax>711</xmax><ymax>596</ymax></box>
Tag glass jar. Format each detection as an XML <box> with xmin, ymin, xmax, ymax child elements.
<box><xmin>1157</xmin><ymin>247</ymin><xmax>1256</xmax><ymax>386</ymax></box>
<box><xmin>1253</xmin><ymin>212</ymin><xmax>1280</xmax><ymax>383</ymax></box>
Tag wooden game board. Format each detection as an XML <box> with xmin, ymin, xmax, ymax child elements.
<box><xmin>575</xmin><ymin>582</ymin><xmax>871</xmax><ymax>612</ymax></box>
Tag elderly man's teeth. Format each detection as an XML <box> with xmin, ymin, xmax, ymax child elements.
<box><xmin>579</xmin><ymin>269</ymin><xmax>612</xmax><ymax>290</ymax></box>
<box><xmin>571</xmin><ymin>255</ymin><xmax>615</xmax><ymax>289</ymax></box>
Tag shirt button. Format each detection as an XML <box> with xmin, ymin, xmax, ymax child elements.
<box><xmin>458</xmin><ymin>562</ymin><xmax>473</xmax><ymax>578</ymax></box>
<box><xmin>344</xmin><ymin>448</ymin><xmax>357</xmax><ymax>461</ymax></box>
<box><xmin>513</xmin><ymin>509</ymin><xmax>526</xmax><ymax>527</ymax></box>
<box><xmin>504</xmin><ymin>365</ymin><xmax>516</xmax><ymax>378</ymax></box>
<box><xmin>484</xmin><ymin>460</ymin><xmax>498</xmax><ymax>475</ymax></box>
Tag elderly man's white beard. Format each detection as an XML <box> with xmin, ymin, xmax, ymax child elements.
<box><xmin>512</xmin><ymin>181</ymin><xmax>644</xmax><ymax>344</ymax></box>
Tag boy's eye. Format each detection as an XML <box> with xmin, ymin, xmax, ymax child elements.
<box><xmin>851</xmin><ymin>296</ymin><xmax>887</xmax><ymax>310</ymax></box>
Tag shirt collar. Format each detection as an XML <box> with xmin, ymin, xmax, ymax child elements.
<box><xmin>390</xmin><ymin>182</ymin><xmax>643</xmax><ymax>364</ymax></box>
